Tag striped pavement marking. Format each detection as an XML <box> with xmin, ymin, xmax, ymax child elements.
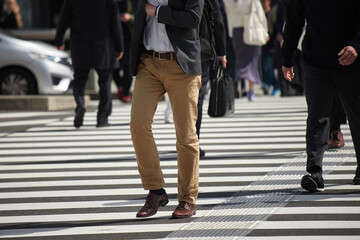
<box><xmin>0</xmin><ymin>96</ymin><xmax>358</xmax><ymax>240</ymax></box>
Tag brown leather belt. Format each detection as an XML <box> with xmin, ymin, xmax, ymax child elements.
<box><xmin>145</xmin><ymin>50</ymin><xmax>175</xmax><ymax>60</ymax></box>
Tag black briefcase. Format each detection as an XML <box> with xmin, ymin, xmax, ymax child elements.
<box><xmin>207</xmin><ymin>65</ymin><xmax>235</xmax><ymax>117</ymax></box>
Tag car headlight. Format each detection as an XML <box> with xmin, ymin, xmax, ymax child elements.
<box><xmin>29</xmin><ymin>52</ymin><xmax>72</xmax><ymax>68</ymax></box>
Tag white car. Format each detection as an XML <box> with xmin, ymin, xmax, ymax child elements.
<box><xmin>0</xmin><ymin>29</ymin><xmax>73</xmax><ymax>95</ymax></box>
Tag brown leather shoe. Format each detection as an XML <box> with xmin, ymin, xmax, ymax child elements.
<box><xmin>136</xmin><ymin>192</ymin><xmax>168</xmax><ymax>218</ymax></box>
<box><xmin>329</xmin><ymin>130</ymin><xmax>345</xmax><ymax>149</ymax></box>
<box><xmin>172</xmin><ymin>201</ymin><xmax>196</xmax><ymax>219</ymax></box>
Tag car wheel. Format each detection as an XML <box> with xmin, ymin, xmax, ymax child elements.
<box><xmin>0</xmin><ymin>68</ymin><xmax>38</xmax><ymax>95</ymax></box>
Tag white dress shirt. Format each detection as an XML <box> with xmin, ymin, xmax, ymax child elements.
<box><xmin>143</xmin><ymin>0</ymin><xmax>174</xmax><ymax>52</ymax></box>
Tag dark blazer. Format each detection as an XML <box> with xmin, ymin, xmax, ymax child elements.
<box><xmin>212</xmin><ymin>0</ymin><xmax>226</xmax><ymax>58</ymax></box>
<box><xmin>129</xmin><ymin>0</ymin><xmax>204</xmax><ymax>76</ymax></box>
<box><xmin>281</xmin><ymin>0</ymin><xmax>360</xmax><ymax>71</ymax></box>
<box><xmin>55</xmin><ymin>0</ymin><xmax>124</xmax><ymax>69</ymax></box>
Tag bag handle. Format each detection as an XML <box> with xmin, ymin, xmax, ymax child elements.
<box><xmin>216</xmin><ymin>64</ymin><xmax>224</xmax><ymax>82</ymax></box>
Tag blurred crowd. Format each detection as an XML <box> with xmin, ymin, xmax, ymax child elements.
<box><xmin>222</xmin><ymin>0</ymin><xmax>305</xmax><ymax>101</ymax></box>
<box><xmin>0</xmin><ymin>0</ymin><xmax>22</xmax><ymax>29</ymax></box>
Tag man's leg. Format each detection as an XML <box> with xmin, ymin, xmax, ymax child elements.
<box><xmin>73</xmin><ymin>68</ymin><xmax>90</xmax><ymax>128</ymax></box>
<box><xmin>130</xmin><ymin>53</ymin><xmax>167</xmax><ymax>191</ymax></box>
<box><xmin>120</xmin><ymin>38</ymin><xmax>133</xmax><ymax>97</ymax></box>
<box><xmin>164</xmin><ymin>60</ymin><xmax>201</xmax><ymax>205</ymax></box>
<box><xmin>333</xmin><ymin>69</ymin><xmax>360</xmax><ymax>183</ymax></box>
<box><xmin>96</xmin><ymin>68</ymin><xmax>113</xmax><ymax>127</ymax></box>
<box><xmin>130</xmin><ymin>53</ymin><xmax>169</xmax><ymax>218</ymax></box>
<box><xmin>302</xmin><ymin>66</ymin><xmax>334</xmax><ymax>191</ymax></box>
<box><xmin>196</xmin><ymin>60</ymin><xmax>211</xmax><ymax>139</ymax></box>
<box><xmin>196</xmin><ymin>60</ymin><xmax>211</xmax><ymax>158</ymax></box>
<box><xmin>328</xmin><ymin>94</ymin><xmax>346</xmax><ymax>149</ymax></box>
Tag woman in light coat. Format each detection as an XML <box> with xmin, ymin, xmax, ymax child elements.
<box><xmin>224</xmin><ymin>0</ymin><xmax>268</xmax><ymax>101</ymax></box>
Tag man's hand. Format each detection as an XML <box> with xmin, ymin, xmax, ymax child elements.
<box><xmin>338</xmin><ymin>46</ymin><xmax>358</xmax><ymax>66</ymax></box>
<box><xmin>116</xmin><ymin>51</ymin><xmax>124</xmax><ymax>61</ymax></box>
<box><xmin>120</xmin><ymin>13</ymin><xmax>131</xmax><ymax>22</ymax></box>
<box><xmin>145</xmin><ymin>3</ymin><xmax>156</xmax><ymax>16</ymax></box>
<box><xmin>282</xmin><ymin>66</ymin><xmax>294</xmax><ymax>82</ymax></box>
<box><xmin>57</xmin><ymin>45</ymin><xmax>65</xmax><ymax>51</ymax></box>
<box><xmin>217</xmin><ymin>56</ymin><xmax>227</xmax><ymax>69</ymax></box>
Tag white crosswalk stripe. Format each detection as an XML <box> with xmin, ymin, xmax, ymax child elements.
<box><xmin>0</xmin><ymin>96</ymin><xmax>358</xmax><ymax>240</ymax></box>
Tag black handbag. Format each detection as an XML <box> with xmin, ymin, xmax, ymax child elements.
<box><xmin>207</xmin><ymin>65</ymin><xmax>235</xmax><ymax>117</ymax></box>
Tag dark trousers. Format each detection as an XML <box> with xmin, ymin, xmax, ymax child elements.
<box><xmin>304</xmin><ymin>65</ymin><xmax>360</xmax><ymax>176</ymax></box>
<box><xmin>113</xmin><ymin>37</ymin><xmax>132</xmax><ymax>96</ymax></box>
<box><xmin>262</xmin><ymin>52</ymin><xmax>278</xmax><ymax>90</ymax></box>
<box><xmin>196</xmin><ymin>60</ymin><xmax>212</xmax><ymax>139</ymax></box>
<box><xmin>330</xmin><ymin>93</ymin><xmax>347</xmax><ymax>131</ymax></box>
<box><xmin>73</xmin><ymin>67</ymin><xmax>113</xmax><ymax>124</ymax></box>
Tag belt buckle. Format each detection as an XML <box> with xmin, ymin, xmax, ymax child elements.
<box><xmin>158</xmin><ymin>52</ymin><xmax>168</xmax><ymax>61</ymax></box>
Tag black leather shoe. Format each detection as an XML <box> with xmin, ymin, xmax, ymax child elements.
<box><xmin>301</xmin><ymin>173</ymin><xmax>324</xmax><ymax>192</ymax></box>
<box><xmin>172</xmin><ymin>201</ymin><xmax>196</xmax><ymax>219</ymax></box>
<box><xmin>74</xmin><ymin>107</ymin><xmax>86</xmax><ymax>128</ymax></box>
<box><xmin>136</xmin><ymin>192</ymin><xmax>169</xmax><ymax>218</ymax></box>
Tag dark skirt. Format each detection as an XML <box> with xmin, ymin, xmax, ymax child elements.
<box><xmin>232</xmin><ymin>27</ymin><xmax>263</xmax><ymax>84</ymax></box>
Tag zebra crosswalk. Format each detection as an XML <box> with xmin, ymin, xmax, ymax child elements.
<box><xmin>0</xmin><ymin>96</ymin><xmax>359</xmax><ymax>240</ymax></box>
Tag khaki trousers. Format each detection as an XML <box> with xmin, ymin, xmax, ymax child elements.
<box><xmin>130</xmin><ymin>53</ymin><xmax>201</xmax><ymax>204</ymax></box>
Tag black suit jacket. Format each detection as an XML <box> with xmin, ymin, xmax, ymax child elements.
<box><xmin>212</xmin><ymin>0</ymin><xmax>226</xmax><ymax>57</ymax></box>
<box><xmin>55</xmin><ymin>0</ymin><xmax>124</xmax><ymax>69</ymax></box>
<box><xmin>129</xmin><ymin>0</ymin><xmax>204</xmax><ymax>76</ymax></box>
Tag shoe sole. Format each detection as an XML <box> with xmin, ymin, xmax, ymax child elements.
<box><xmin>74</xmin><ymin>108</ymin><xmax>86</xmax><ymax>128</ymax></box>
<box><xmin>301</xmin><ymin>175</ymin><xmax>324</xmax><ymax>192</ymax></box>
<box><xmin>136</xmin><ymin>198</ymin><xmax>169</xmax><ymax>218</ymax></box>
<box><xmin>327</xmin><ymin>143</ymin><xmax>345</xmax><ymax>150</ymax></box>
<box><xmin>171</xmin><ymin>210</ymin><xmax>196</xmax><ymax>219</ymax></box>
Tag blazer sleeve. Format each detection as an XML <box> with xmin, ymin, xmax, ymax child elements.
<box><xmin>55</xmin><ymin>0</ymin><xmax>72</xmax><ymax>46</ymax></box>
<box><xmin>132</xmin><ymin>0</ymin><xmax>139</xmax><ymax>14</ymax></box>
<box><xmin>350</xmin><ymin>0</ymin><xmax>360</xmax><ymax>54</ymax></box>
<box><xmin>212</xmin><ymin>0</ymin><xmax>226</xmax><ymax>57</ymax></box>
<box><xmin>110</xmin><ymin>0</ymin><xmax>124</xmax><ymax>52</ymax></box>
<box><xmin>281</xmin><ymin>0</ymin><xmax>305</xmax><ymax>67</ymax></box>
<box><xmin>157</xmin><ymin>0</ymin><xmax>204</xmax><ymax>29</ymax></box>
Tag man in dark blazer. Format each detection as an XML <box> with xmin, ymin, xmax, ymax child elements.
<box><xmin>55</xmin><ymin>0</ymin><xmax>124</xmax><ymax>128</ymax></box>
<box><xmin>129</xmin><ymin>0</ymin><xmax>204</xmax><ymax>219</ymax></box>
<box><xmin>282</xmin><ymin>0</ymin><xmax>360</xmax><ymax>191</ymax></box>
<box><xmin>197</xmin><ymin>0</ymin><xmax>227</xmax><ymax>158</ymax></box>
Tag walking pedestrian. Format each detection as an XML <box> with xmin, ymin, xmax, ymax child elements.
<box><xmin>261</xmin><ymin>0</ymin><xmax>280</xmax><ymax>96</ymax></box>
<box><xmin>224</xmin><ymin>0</ymin><xmax>268</xmax><ymax>101</ymax></box>
<box><xmin>281</xmin><ymin>0</ymin><xmax>360</xmax><ymax>190</ymax></box>
<box><xmin>129</xmin><ymin>0</ymin><xmax>203</xmax><ymax>218</ymax></box>
<box><xmin>196</xmin><ymin>0</ymin><xmax>227</xmax><ymax>158</ymax></box>
<box><xmin>113</xmin><ymin>0</ymin><xmax>134</xmax><ymax>103</ymax></box>
<box><xmin>55</xmin><ymin>0</ymin><xmax>124</xmax><ymax>128</ymax></box>
<box><xmin>0</xmin><ymin>0</ymin><xmax>23</xmax><ymax>29</ymax></box>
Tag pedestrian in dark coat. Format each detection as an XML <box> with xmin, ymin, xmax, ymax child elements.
<box><xmin>196</xmin><ymin>0</ymin><xmax>227</xmax><ymax>158</ymax></box>
<box><xmin>281</xmin><ymin>0</ymin><xmax>360</xmax><ymax>191</ymax></box>
<box><xmin>55</xmin><ymin>0</ymin><xmax>124</xmax><ymax>128</ymax></box>
<box><xmin>113</xmin><ymin>0</ymin><xmax>134</xmax><ymax>103</ymax></box>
